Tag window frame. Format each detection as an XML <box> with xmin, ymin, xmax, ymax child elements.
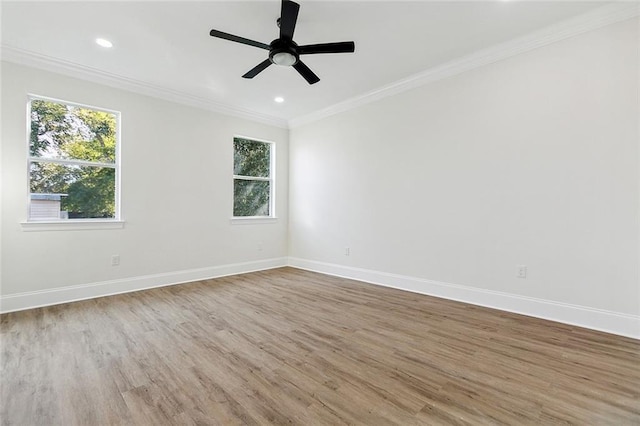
<box><xmin>22</xmin><ymin>94</ymin><xmax>123</xmax><ymax>230</ymax></box>
<box><xmin>231</xmin><ymin>135</ymin><xmax>276</xmax><ymax>222</ymax></box>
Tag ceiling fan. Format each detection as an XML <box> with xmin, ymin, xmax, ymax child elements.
<box><xmin>209</xmin><ymin>0</ymin><xmax>355</xmax><ymax>85</ymax></box>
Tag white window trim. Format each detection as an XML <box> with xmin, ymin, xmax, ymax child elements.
<box><xmin>20</xmin><ymin>220</ymin><xmax>125</xmax><ymax>232</ymax></box>
<box><xmin>231</xmin><ymin>135</ymin><xmax>277</xmax><ymax>222</ymax></box>
<box><xmin>229</xmin><ymin>217</ymin><xmax>278</xmax><ymax>225</ymax></box>
<box><xmin>24</xmin><ymin>94</ymin><xmax>123</xmax><ymax>230</ymax></box>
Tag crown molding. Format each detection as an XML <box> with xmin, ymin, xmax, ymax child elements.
<box><xmin>0</xmin><ymin>45</ymin><xmax>289</xmax><ymax>129</ymax></box>
<box><xmin>289</xmin><ymin>2</ymin><xmax>640</xmax><ymax>128</ymax></box>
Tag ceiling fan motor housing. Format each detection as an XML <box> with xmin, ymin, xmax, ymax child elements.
<box><xmin>269</xmin><ymin>39</ymin><xmax>299</xmax><ymax>66</ymax></box>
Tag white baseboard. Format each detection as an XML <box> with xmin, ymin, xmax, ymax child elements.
<box><xmin>0</xmin><ymin>257</ymin><xmax>288</xmax><ymax>313</ymax></box>
<box><xmin>4</xmin><ymin>256</ymin><xmax>638</xmax><ymax>339</ymax></box>
<box><xmin>288</xmin><ymin>257</ymin><xmax>640</xmax><ymax>340</ymax></box>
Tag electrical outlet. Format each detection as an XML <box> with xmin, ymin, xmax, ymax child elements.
<box><xmin>345</xmin><ymin>247</ymin><xmax>350</xmax><ymax>256</ymax></box>
<box><xmin>517</xmin><ymin>265</ymin><xmax>527</xmax><ymax>278</ymax></box>
<box><xmin>257</xmin><ymin>242</ymin><xmax>263</xmax><ymax>251</ymax></box>
<box><xmin>111</xmin><ymin>255</ymin><xmax>120</xmax><ymax>267</ymax></box>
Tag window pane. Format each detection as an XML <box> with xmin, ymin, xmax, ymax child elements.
<box><xmin>233</xmin><ymin>179</ymin><xmax>270</xmax><ymax>217</ymax></box>
<box><xmin>30</xmin><ymin>99</ymin><xmax>116</xmax><ymax>163</ymax></box>
<box><xmin>233</xmin><ymin>138</ymin><xmax>270</xmax><ymax>177</ymax></box>
<box><xmin>30</xmin><ymin>162</ymin><xmax>116</xmax><ymax>219</ymax></box>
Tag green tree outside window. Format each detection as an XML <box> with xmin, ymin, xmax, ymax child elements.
<box><xmin>29</xmin><ymin>98</ymin><xmax>118</xmax><ymax>219</ymax></box>
<box><xmin>233</xmin><ymin>138</ymin><xmax>273</xmax><ymax>217</ymax></box>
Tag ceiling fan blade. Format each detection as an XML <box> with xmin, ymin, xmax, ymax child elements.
<box><xmin>279</xmin><ymin>0</ymin><xmax>300</xmax><ymax>40</ymax></box>
<box><xmin>299</xmin><ymin>41</ymin><xmax>355</xmax><ymax>55</ymax></box>
<box><xmin>293</xmin><ymin>60</ymin><xmax>320</xmax><ymax>85</ymax></box>
<box><xmin>242</xmin><ymin>59</ymin><xmax>272</xmax><ymax>79</ymax></box>
<box><xmin>210</xmin><ymin>29</ymin><xmax>270</xmax><ymax>50</ymax></box>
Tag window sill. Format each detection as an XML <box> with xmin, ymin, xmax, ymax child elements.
<box><xmin>20</xmin><ymin>220</ymin><xmax>125</xmax><ymax>232</ymax></box>
<box><xmin>230</xmin><ymin>217</ymin><xmax>278</xmax><ymax>225</ymax></box>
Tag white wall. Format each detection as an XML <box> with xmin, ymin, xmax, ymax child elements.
<box><xmin>289</xmin><ymin>19</ymin><xmax>639</xmax><ymax>327</ymax></box>
<box><xmin>1</xmin><ymin>62</ymin><xmax>289</xmax><ymax>305</ymax></box>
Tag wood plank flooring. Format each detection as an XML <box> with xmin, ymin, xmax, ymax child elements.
<box><xmin>1</xmin><ymin>267</ymin><xmax>639</xmax><ymax>425</ymax></box>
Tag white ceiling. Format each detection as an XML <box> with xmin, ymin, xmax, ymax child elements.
<box><xmin>1</xmin><ymin>1</ymin><xmax>612</xmax><ymax>124</ymax></box>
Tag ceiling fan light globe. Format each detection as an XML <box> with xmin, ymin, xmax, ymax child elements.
<box><xmin>272</xmin><ymin>51</ymin><xmax>297</xmax><ymax>66</ymax></box>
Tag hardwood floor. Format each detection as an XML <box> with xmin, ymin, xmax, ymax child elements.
<box><xmin>1</xmin><ymin>267</ymin><xmax>639</xmax><ymax>425</ymax></box>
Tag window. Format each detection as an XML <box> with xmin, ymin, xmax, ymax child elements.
<box><xmin>233</xmin><ymin>137</ymin><xmax>274</xmax><ymax>218</ymax></box>
<box><xmin>28</xmin><ymin>96</ymin><xmax>120</xmax><ymax>221</ymax></box>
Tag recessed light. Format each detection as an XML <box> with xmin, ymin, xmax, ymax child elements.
<box><xmin>274</xmin><ymin>97</ymin><xmax>284</xmax><ymax>103</ymax></box>
<box><xmin>95</xmin><ymin>38</ymin><xmax>113</xmax><ymax>48</ymax></box>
